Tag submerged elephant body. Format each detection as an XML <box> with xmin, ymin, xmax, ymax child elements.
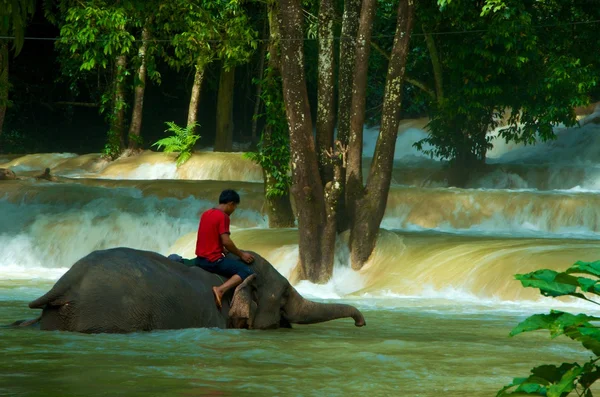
<box><xmin>28</xmin><ymin>247</ymin><xmax>365</xmax><ymax>333</ymax></box>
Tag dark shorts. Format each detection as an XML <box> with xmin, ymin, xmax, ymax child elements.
<box><xmin>194</xmin><ymin>257</ymin><xmax>254</xmax><ymax>281</ymax></box>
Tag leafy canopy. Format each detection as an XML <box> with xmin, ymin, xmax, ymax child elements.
<box><xmin>414</xmin><ymin>0</ymin><xmax>596</xmax><ymax>166</ymax></box>
<box><xmin>158</xmin><ymin>0</ymin><xmax>257</xmax><ymax>71</ymax></box>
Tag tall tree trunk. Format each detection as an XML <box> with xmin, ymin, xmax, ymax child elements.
<box><xmin>345</xmin><ymin>0</ymin><xmax>377</xmax><ymax>229</ymax></box>
<box><xmin>251</xmin><ymin>36</ymin><xmax>267</xmax><ymax>144</ymax></box>
<box><xmin>335</xmin><ymin>0</ymin><xmax>361</xmax><ymax>232</ymax></box>
<box><xmin>109</xmin><ymin>55</ymin><xmax>128</xmax><ymax>155</ymax></box>
<box><xmin>214</xmin><ymin>67</ymin><xmax>235</xmax><ymax>152</ymax></box>
<box><xmin>263</xmin><ymin>1</ymin><xmax>295</xmax><ymax>228</ymax></box>
<box><xmin>316</xmin><ymin>0</ymin><xmax>336</xmax><ymax>185</ymax></box>
<box><xmin>187</xmin><ymin>61</ymin><xmax>205</xmax><ymax>131</ymax></box>
<box><xmin>0</xmin><ymin>42</ymin><xmax>8</xmax><ymax>140</ymax></box>
<box><xmin>424</xmin><ymin>29</ymin><xmax>443</xmax><ymax>102</ymax></box>
<box><xmin>278</xmin><ymin>0</ymin><xmax>340</xmax><ymax>283</ymax></box>
<box><xmin>128</xmin><ymin>26</ymin><xmax>150</xmax><ymax>151</ymax></box>
<box><xmin>349</xmin><ymin>0</ymin><xmax>415</xmax><ymax>269</ymax></box>
<box><xmin>337</xmin><ymin>0</ymin><xmax>362</xmax><ymax>148</ymax></box>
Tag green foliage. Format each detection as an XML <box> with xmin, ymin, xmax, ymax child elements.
<box><xmin>158</xmin><ymin>0</ymin><xmax>257</xmax><ymax>72</ymax></box>
<box><xmin>152</xmin><ymin>121</ymin><xmax>201</xmax><ymax>167</ymax></box>
<box><xmin>413</xmin><ymin>0</ymin><xmax>597</xmax><ymax>168</ymax></box>
<box><xmin>46</xmin><ymin>0</ymin><xmax>165</xmax><ymax>158</ymax></box>
<box><xmin>245</xmin><ymin>64</ymin><xmax>291</xmax><ymax>198</ymax></box>
<box><xmin>498</xmin><ymin>260</ymin><xmax>600</xmax><ymax>396</ymax></box>
<box><xmin>56</xmin><ymin>3</ymin><xmax>136</xmax><ymax>71</ymax></box>
<box><xmin>102</xmin><ymin>128</ymin><xmax>123</xmax><ymax>160</ymax></box>
<box><xmin>0</xmin><ymin>0</ymin><xmax>35</xmax><ymax>55</ymax></box>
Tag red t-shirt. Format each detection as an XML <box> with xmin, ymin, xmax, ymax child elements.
<box><xmin>195</xmin><ymin>208</ymin><xmax>231</xmax><ymax>262</ymax></box>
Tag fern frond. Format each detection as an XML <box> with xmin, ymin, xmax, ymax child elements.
<box><xmin>153</xmin><ymin>121</ymin><xmax>201</xmax><ymax>166</ymax></box>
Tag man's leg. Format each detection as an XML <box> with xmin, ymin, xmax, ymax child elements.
<box><xmin>212</xmin><ymin>274</ymin><xmax>242</xmax><ymax>309</ymax></box>
<box><xmin>212</xmin><ymin>258</ymin><xmax>254</xmax><ymax>309</ymax></box>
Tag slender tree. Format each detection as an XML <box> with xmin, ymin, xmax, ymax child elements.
<box><xmin>211</xmin><ymin>1</ymin><xmax>257</xmax><ymax>152</ymax></box>
<box><xmin>347</xmin><ymin>0</ymin><xmax>415</xmax><ymax>268</ymax></box>
<box><xmin>158</xmin><ymin>1</ymin><xmax>214</xmax><ymax>132</ymax></box>
<box><xmin>127</xmin><ymin>24</ymin><xmax>151</xmax><ymax>151</ymax></box>
<box><xmin>345</xmin><ymin>0</ymin><xmax>377</xmax><ymax>230</ymax></box>
<box><xmin>215</xmin><ymin>66</ymin><xmax>236</xmax><ymax>151</ymax></box>
<box><xmin>335</xmin><ymin>0</ymin><xmax>362</xmax><ymax>232</ymax></box>
<box><xmin>47</xmin><ymin>0</ymin><xmax>140</xmax><ymax>158</ymax></box>
<box><xmin>159</xmin><ymin>0</ymin><xmax>256</xmax><ymax>147</ymax></box>
<box><xmin>315</xmin><ymin>0</ymin><xmax>336</xmax><ymax>184</ymax></box>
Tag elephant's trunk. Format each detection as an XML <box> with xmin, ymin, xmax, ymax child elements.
<box><xmin>283</xmin><ymin>288</ymin><xmax>366</xmax><ymax>327</ymax></box>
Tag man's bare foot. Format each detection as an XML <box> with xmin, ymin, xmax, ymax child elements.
<box><xmin>212</xmin><ymin>286</ymin><xmax>223</xmax><ymax>310</ymax></box>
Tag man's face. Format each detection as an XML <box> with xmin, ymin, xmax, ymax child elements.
<box><xmin>225</xmin><ymin>202</ymin><xmax>238</xmax><ymax>215</ymax></box>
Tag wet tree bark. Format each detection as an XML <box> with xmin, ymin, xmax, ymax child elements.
<box><xmin>128</xmin><ymin>26</ymin><xmax>150</xmax><ymax>151</ymax></box>
<box><xmin>349</xmin><ymin>0</ymin><xmax>415</xmax><ymax>269</ymax></box>
<box><xmin>279</xmin><ymin>0</ymin><xmax>340</xmax><ymax>282</ymax></box>
<box><xmin>345</xmin><ymin>0</ymin><xmax>377</xmax><ymax>230</ymax></box>
<box><xmin>337</xmin><ymin>0</ymin><xmax>362</xmax><ymax>149</ymax></box>
<box><xmin>214</xmin><ymin>67</ymin><xmax>235</xmax><ymax>152</ymax></box>
<box><xmin>187</xmin><ymin>61</ymin><xmax>205</xmax><ymax>132</ymax></box>
<box><xmin>0</xmin><ymin>42</ymin><xmax>8</xmax><ymax>140</ymax></box>
<box><xmin>335</xmin><ymin>0</ymin><xmax>362</xmax><ymax>232</ymax></box>
<box><xmin>316</xmin><ymin>0</ymin><xmax>336</xmax><ymax>186</ymax></box>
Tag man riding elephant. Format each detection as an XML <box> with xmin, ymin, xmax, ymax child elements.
<box><xmin>195</xmin><ymin>190</ymin><xmax>255</xmax><ymax>309</ymax></box>
<box><xmin>22</xmin><ymin>247</ymin><xmax>366</xmax><ymax>332</ymax></box>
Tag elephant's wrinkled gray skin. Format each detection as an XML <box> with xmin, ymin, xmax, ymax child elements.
<box><xmin>27</xmin><ymin>247</ymin><xmax>366</xmax><ymax>333</ymax></box>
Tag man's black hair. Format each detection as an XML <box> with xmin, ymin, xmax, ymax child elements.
<box><xmin>219</xmin><ymin>189</ymin><xmax>240</xmax><ymax>204</ymax></box>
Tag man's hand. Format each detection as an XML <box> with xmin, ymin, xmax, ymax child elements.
<box><xmin>240</xmin><ymin>251</ymin><xmax>254</xmax><ymax>264</ymax></box>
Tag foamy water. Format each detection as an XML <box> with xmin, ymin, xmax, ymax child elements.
<box><xmin>3</xmin><ymin>119</ymin><xmax>600</xmax><ymax>310</ymax></box>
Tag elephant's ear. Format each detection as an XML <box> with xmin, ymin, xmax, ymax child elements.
<box><xmin>228</xmin><ymin>274</ymin><xmax>257</xmax><ymax>329</ymax></box>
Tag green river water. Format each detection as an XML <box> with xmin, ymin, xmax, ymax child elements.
<box><xmin>0</xmin><ymin>287</ymin><xmax>589</xmax><ymax>396</ymax></box>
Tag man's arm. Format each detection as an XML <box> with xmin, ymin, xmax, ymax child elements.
<box><xmin>221</xmin><ymin>234</ymin><xmax>254</xmax><ymax>263</ymax></box>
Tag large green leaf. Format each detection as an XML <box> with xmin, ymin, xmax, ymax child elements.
<box><xmin>498</xmin><ymin>363</ymin><xmax>583</xmax><ymax>396</ymax></box>
<box><xmin>511</xmin><ymin>311</ymin><xmax>600</xmax><ymax>355</ymax></box>
<box><xmin>546</xmin><ymin>365</ymin><xmax>584</xmax><ymax>397</ymax></box>
<box><xmin>515</xmin><ymin>270</ymin><xmax>600</xmax><ymax>299</ymax></box>
<box><xmin>568</xmin><ymin>261</ymin><xmax>600</xmax><ymax>278</ymax></box>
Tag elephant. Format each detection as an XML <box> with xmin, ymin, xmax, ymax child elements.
<box><xmin>25</xmin><ymin>247</ymin><xmax>365</xmax><ymax>333</ymax></box>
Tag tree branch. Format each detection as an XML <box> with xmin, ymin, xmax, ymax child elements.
<box><xmin>370</xmin><ymin>41</ymin><xmax>435</xmax><ymax>99</ymax></box>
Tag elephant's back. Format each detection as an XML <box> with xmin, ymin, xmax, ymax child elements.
<box><xmin>69</xmin><ymin>248</ymin><xmax>225</xmax><ymax>331</ymax></box>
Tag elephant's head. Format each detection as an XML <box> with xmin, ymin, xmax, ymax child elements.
<box><xmin>227</xmin><ymin>253</ymin><xmax>366</xmax><ymax>330</ymax></box>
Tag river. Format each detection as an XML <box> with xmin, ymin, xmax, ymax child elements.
<box><xmin>1</xmin><ymin>119</ymin><xmax>599</xmax><ymax>396</ymax></box>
